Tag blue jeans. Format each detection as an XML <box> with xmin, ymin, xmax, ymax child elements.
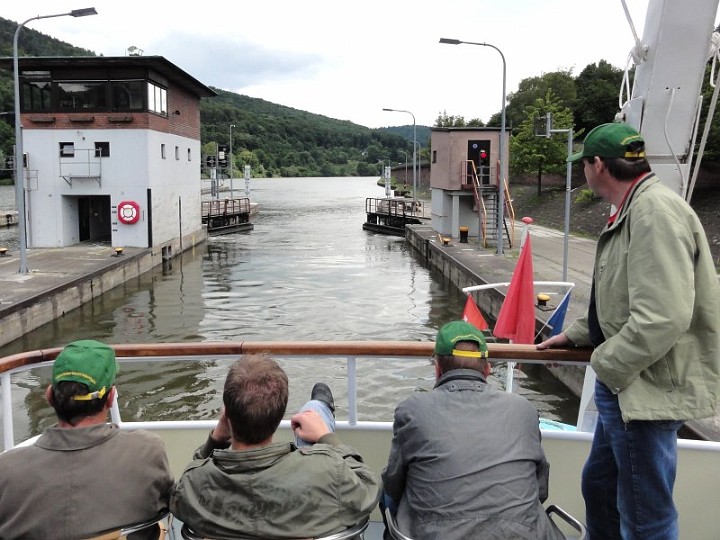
<box><xmin>582</xmin><ymin>380</ymin><xmax>683</xmax><ymax>540</ymax></box>
<box><xmin>294</xmin><ymin>399</ymin><xmax>335</xmax><ymax>448</ymax></box>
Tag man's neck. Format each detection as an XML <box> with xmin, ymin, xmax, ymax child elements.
<box><xmin>231</xmin><ymin>436</ymin><xmax>273</xmax><ymax>451</ymax></box>
<box><xmin>607</xmin><ymin>172</ymin><xmax>649</xmax><ymax>209</ymax></box>
<box><xmin>56</xmin><ymin>413</ymin><xmax>108</xmax><ymax>429</ymax></box>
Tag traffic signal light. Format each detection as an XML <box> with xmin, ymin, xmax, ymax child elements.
<box><xmin>218</xmin><ymin>144</ymin><xmax>229</xmax><ymax>168</ymax></box>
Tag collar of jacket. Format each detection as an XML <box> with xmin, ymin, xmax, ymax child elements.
<box><xmin>34</xmin><ymin>422</ymin><xmax>119</xmax><ymax>451</ymax></box>
<box><xmin>435</xmin><ymin>368</ymin><xmax>487</xmax><ymax>389</ymax></box>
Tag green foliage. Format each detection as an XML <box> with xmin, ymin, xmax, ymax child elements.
<box><xmin>378</xmin><ymin>125</ymin><xmax>431</xmax><ymax>146</ymax></box>
<box><xmin>574</xmin><ymin>60</ymin><xmax>625</xmax><ymax>134</ymax></box>
<box><xmin>434</xmin><ymin>110</ymin><xmax>483</xmax><ymax>128</ymax></box>
<box><xmin>509</xmin><ymin>89</ymin><xmax>574</xmax><ymax>182</ymax></box>
<box><xmin>200</xmin><ymin>88</ymin><xmax>419</xmax><ymax>177</ymax></box>
<box><xmin>505</xmin><ymin>70</ymin><xmax>576</xmax><ymax>129</ymax></box>
<box><xmin>695</xmin><ymin>62</ymin><xmax>720</xmax><ymax>161</ymax></box>
<box><xmin>575</xmin><ymin>188</ymin><xmax>599</xmax><ymax>204</ymax></box>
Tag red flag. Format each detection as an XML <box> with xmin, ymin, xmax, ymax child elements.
<box><xmin>462</xmin><ymin>295</ymin><xmax>489</xmax><ymax>330</ymax></box>
<box><xmin>493</xmin><ymin>234</ymin><xmax>536</xmax><ymax>343</ymax></box>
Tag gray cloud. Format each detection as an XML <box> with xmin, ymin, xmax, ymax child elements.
<box><xmin>148</xmin><ymin>32</ymin><xmax>323</xmax><ymax>90</ymax></box>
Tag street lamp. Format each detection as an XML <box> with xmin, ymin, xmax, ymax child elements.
<box><xmin>13</xmin><ymin>7</ymin><xmax>98</xmax><ymax>274</ymax></box>
<box><xmin>382</xmin><ymin>108</ymin><xmax>416</xmax><ymax>201</ymax></box>
<box><xmin>536</xmin><ymin>113</ymin><xmax>573</xmax><ymax>282</ymax></box>
<box><xmin>229</xmin><ymin>124</ymin><xmax>236</xmax><ymax>198</ymax></box>
<box><xmin>439</xmin><ymin>37</ymin><xmax>507</xmax><ymax>255</ymax></box>
<box><xmin>400</xmin><ymin>150</ymin><xmax>409</xmax><ymax>189</ymax></box>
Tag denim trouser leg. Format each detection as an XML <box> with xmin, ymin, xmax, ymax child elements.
<box><xmin>582</xmin><ymin>380</ymin><xmax>683</xmax><ymax>540</ymax></box>
<box><xmin>294</xmin><ymin>399</ymin><xmax>336</xmax><ymax>448</ymax></box>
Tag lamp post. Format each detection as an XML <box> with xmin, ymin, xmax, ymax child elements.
<box><xmin>439</xmin><ymin>37</ymin><xmax>507</xmax><ymax>255</ymax></box>
<box><xmin>13</xmin><ymin>7</ymin><xmax>97</xmax><ymax>274</ymax></box>
<box><xmin>382</xmin><ymin>108</ymin><xmax>416</xmax><ymax>201</ymax></box>
<box><xmin>229</xmin><ymin>124</ymin><xmax>236</xmax><ymax>198</ymax></box>
<box><xmin>536</xmin><ymin>113</ymin><xmax>573</xmax><ymax>282</ymax></box>
<box><xmin>400</xmin><ymin>150</ymin><xmax>409</xmax><ymax>189</ymax></box>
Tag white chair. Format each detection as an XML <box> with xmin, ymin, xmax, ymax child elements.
<box><xmin>85</xmin><ymin>510</ymin><xmax>171</xmax><ymax>539</ymax></box>
<box><xmin>545</xmin><ymin>504</ymin><xmax>587</xmax><ymax>540</ymax></box>
<box><xmin>180</xmin><ymin>517</ymin><xmax>368</xmax><ymax>540</ymax></box>
<box><xmin>384</xmin><ymin>505</ymin><xmax>586</xmax><ymax>540</ymax></box>
<box><xmin>383</xmin><ymin>507</ymin><xmax>413</xmax><ymax>540</ymax></box>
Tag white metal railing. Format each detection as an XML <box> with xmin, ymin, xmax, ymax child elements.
<box><xmin>0</xmin><ymin>342</ymin><xmax>590</xmax><ymax>452</ymax></box>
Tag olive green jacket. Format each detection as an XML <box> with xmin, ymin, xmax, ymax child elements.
<box><xmin>565</xmin><ymin>174</ymin><xmax>720</xmax><ymax>421</ymax></box>
<box><xmin>0</xmin><ymin>423</ymin><xmax>173</xmax><ymax>540</ymax></box>
<box><xmin>170</xmin><ymin>433</ymin><xmax>381</xmax><ymax>539</ymax></box>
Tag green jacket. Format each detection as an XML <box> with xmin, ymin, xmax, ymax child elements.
<box><xmin>565</xmin><ymin>174</ymin><xmax>720</xmax><ymax>421</ymax></box>
<box><xmin>170</xmin><ymin>432</ymin><xmax>381</xmax><ymax>539</ymax></box>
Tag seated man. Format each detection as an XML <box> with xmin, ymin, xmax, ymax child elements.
<box><xmin>170</xmin><ymin>354</ymin><xmax>381</xmax><ymax>538</ymax></box>
<box><xmin>382</xmin><ymin>321</ymin><xmax>563</xmax><ymax>540</ymax></box>
<box><xmin>0</xmin><ymin>339</ymin><xmax>174</xmax><ymax>540</ymax></box>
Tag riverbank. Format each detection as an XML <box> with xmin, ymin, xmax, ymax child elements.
<box><xmin>509</xmin><ymin>182</ymin><xmax>720</xmax><ymax>266</ymax></box>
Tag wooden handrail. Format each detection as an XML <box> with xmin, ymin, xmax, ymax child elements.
<box><xmin>0</xmin><ymin>341</ymin><xmax>591</xmax><ymax>374</ymax></box>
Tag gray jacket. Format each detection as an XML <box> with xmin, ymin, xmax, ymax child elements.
<box><xmin>0</xmin><ymin>423</ymin><xmax>174</xmax><ymax>540</ymax></box>
<box><xmin>170</xmin><ymin>432</ymin><xmax>381</xmax><ymax>539</ymax></box>
<box><xmin>382</xmin><ymin>369</ymin><xmax>563</xmax><ymax>540</ymax></box>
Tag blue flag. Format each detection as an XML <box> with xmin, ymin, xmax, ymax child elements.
<box><xmin>547</xmin><ymin>290</ymin><xmax>571</xmax><ymax>337</ymax></box>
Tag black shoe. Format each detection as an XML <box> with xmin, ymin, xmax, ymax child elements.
<box><xmin>311</xmin><ymin>382</ymin><xmax>335</xmax><ymax>415</ymax></box>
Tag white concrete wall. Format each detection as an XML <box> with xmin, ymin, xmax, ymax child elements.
<box><xmin>23</xmin><ymin>129</ymin><xmax>202</xmax><ymax>249</ymax></box>
<box><xmin>431</xmin><ymin>188</ymin><xmax>479</xmax><ymax>237</ymax></box>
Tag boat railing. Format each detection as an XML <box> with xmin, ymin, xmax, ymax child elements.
<box><xmin>365</xmin><ymin>198</ymin><xmax>430</xmax><ymax>220</ymax></box>
<box><xmin>0</xmin><ymin>341</ymin><xmax>591</xmax><ymax>452</ymax></box>
<box><xmin>201</xmin><ymin>197</ymin><xmax>251</xmax><ymax>218</ymax></box>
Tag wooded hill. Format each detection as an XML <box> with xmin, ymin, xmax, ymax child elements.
<box><xmin>0</xmin><ymin>16</ymin><xmax>430</xmax><ymax>179</ymax></box>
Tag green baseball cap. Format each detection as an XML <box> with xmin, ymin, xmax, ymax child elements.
<box><xmin>52</xmin><ymin>340</ymin><xmax>117</xmax><ymax>400</ymax></box>
<box><xmin>434</xmin><ymin>321</ymin><xmax>489</xmax><ymax>358</ymax></box>
<box><xmin>567</xmin><ymin>122</ymin><xmax>645</xmax><ymax>162</ymax></box>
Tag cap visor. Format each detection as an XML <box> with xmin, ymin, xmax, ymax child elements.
<box><xmin>567</xmin><ymin>150</ymin><xmax>584</xmax><ymax>163</ymax></box>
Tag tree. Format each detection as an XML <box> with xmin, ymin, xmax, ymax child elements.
<box><xmin>505</xmin><ymin>70</ymin><xmax>576</xmax><ymax>130</ymax></box>
<box><xmin>574</xmin><ymin>60</ymin><xmax>625</xmax><ymax>134</ymax></box>
<box><xmin>510</xmin><ymin>89</ymin><xmax>574</xmax><ymax>196</ymax></box>
<box><xmin>435</xmin><ymin>110</ymin><xmax>465</xmax><ymax>127</ymax></box>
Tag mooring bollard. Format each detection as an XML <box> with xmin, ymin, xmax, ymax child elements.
<box><xmin>0</xmin><ymin>247</ymin><xmax>7</xmax><ymax>257</ymax></box>
<box><xmin>459</xmin><ymin>226</ymin><xmax>469</xmax><ymax>243</ymax></box>
<box><xmin>113</xmin><ymin>247</ymin><xmax>124</xmax><ymax>257</ymax></box>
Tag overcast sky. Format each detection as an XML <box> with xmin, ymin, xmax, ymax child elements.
<box><xmin>6</xmin><ymin>1</ymin><xmax>715</xmax><ymax>129</ymax></box>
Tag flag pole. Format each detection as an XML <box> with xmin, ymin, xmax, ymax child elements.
<box><xmin>503</xmin><ymin>217</ymin><xmax>535</xmax><ymax>393</ymax></box>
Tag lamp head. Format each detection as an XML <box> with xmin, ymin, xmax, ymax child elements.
<box><xmin>439</xmin><ymin>38</ymin><xmax>461</xmax><ymax>45</ymax></box>
<box><xmin>70</xmin><ymin>7</ymin><xmax>98</xmax><ymax>17</ymax></box>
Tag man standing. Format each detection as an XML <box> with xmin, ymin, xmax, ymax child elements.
<box><xmin>383</xmin><ymin>321</ymin><xmax>563</xmax><ymax>540</ymax></box>
<box><xmin>170</xmin><ymin>354</ymin><xmax>381</xmax><ymax>538</ymax></box>
<box><xmin>0</xmin><ymin>339</ymin><xmax>174</xmax><ymax>540</ymax></box>
<box><xmin>538</xmin><ymin>122</ymin><xmax>720</xmax><ymax>539</ymax></box>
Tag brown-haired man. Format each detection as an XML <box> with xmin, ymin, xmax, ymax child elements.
<box><xmin>170</xmin><ymin>354</ymin><xmax>381</xmax><ymax>538</ymax></box>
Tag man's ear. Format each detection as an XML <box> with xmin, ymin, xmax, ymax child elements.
<box><xmin>105</xmin><ymin>386</ymin><xmax>117</xmax><ymax>409</ymax></box>
<box><xmin>45</xmin><ymin>385</ymin><xmax>54</xmax><ymax>406</ymax></box>
<box><xmin>483</xmin><ymin>362</ymin><xmax>491</xmax><ymax>378</ymax></box>
<box><xmin>434</xmin><ymin>360</ymin><xmax>442</xmax><ymax>380</ymax></box>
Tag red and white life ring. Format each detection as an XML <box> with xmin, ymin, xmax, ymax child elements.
<box><xmin>117</xmin><ymin>201</ymin><xmax>140</xmax><ymax>224</ymax></box>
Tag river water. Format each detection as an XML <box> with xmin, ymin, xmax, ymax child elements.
<box><xmin>0</xmin><ymin>179</ymin><xmax>577</xmax><ymax>441</ymax></box>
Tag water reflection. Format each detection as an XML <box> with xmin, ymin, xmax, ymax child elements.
<box><xmin>0</xmin><ymin>178</ymin><xmax>579</xmax><ymax>442</ymax></box>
